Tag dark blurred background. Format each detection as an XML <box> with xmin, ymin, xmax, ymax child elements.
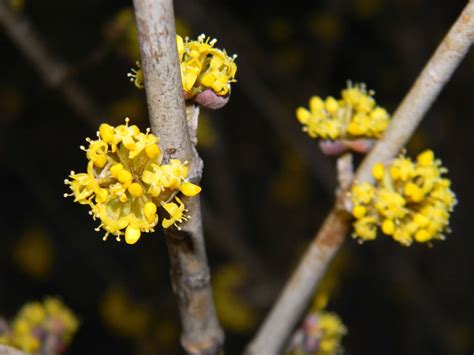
<box><xmin>0</xmin><ymin>0</ymin><xmax>473</xmax><ymax>354</ymax></box>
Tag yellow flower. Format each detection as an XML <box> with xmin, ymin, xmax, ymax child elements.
<box><xmin>0</xmin><ymin>297</ymin><xmax>78</xmax><ymax>353</ymax></box>
<box><xmin>317</xmin><ymin>312</ymin><xmax>347</xmax><ymax>355</ymax></box>
<box><xmin>127</xmin><ymin>62</ymin><xmax>144</xmax><ymax>89</ymax></box>
<box><xmin>288</xmin><ymin>311</ymin><xmax>346</xmax><ymax>355</ymax></box>
<box><xmin>65</xmin><ymin>118</ymin><xmax>202</xmax><ymax>244</ymax></box>
<box><xmin>296</xmin><ymin>82</ymin><xmax>390</xmax><ymax>141</ymax></box>
<box><xmin>350</xmin><ymin>150</ymin><xmax>457</xmax><ymax>245</ymax></box>
<box><xmin>129</xmin><ymin>34</ymin><xmax>237</xmax><ymax>98</ymax></box>
<box><xmin>162</xmin><ymin>197</ymin><xmax>189</xmax><ymax>229</ymax></box>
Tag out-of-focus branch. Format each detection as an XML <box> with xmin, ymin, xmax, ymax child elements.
<box><xmin>245</xmin><ymin>3</ymin><xmax>474</xmax><ymax>354</ymax></box>
<box><xmin>0</xmin><ymin>345</ymin><xmax>27</xmax><ymax>355</ymax></box>
<box><xmin>175</xmin><ymin>0</ymin><xmax>336</xmax><ymax>193</ymax></box>
<box><xmin>132</xmin><ymin>0</ymin><xmax>223</xmax><ymax>353</ymax></box>
<box><xmin>355</xmin><ymin>0</ymin><xmax>474</xmax><ymax>183</ymax></box>
<box><xmin>0</xmin><ymin>0</ymin><xmax>100</xmax><ymax>126</ymax></box>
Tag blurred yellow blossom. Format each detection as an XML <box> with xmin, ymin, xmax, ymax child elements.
<box><xmin>271</xmin><ymin>151</ymin><xmax>310</xmax><ymax>206</ymax></box>
<box><xmin>274</xmin><ymin>46</ymin><xmax>305</xmax><ymax>74</ymax></box>
<box><xmin>106</xmin><ymin>95</ymin><xmax>147</xmax><ymax>124</ymax></box>
<box><xmin>64</xmin><ymin>118</ymin><xmax>201</xmax><ymax>244</ymax></box>
<box><xmin>8</xmin><ymin>0</ymin><xmax>24</xmax><ymax>12</ymax></box>
<box><xmin>287</xmin><ymin>311</ymin><xmax>346</xmax><ymax>355</ymax></box>
<box><xmin>310</xmin><ymin>250</ymin><xmax>349</xmax><ymax>312</ymax></box>
<box><xmin>196</xmin><ymin>113</ymin><xmax>217</xmax><ymax>150</ymax></box>
<box><xmin>104</xmin><ymin>8</ymin><xmax>140</xmax><ymax>61</ymax></box>
<box><xmin>354</xmin><ymin>0</ymin><xmax>384</xmax><ymax>18</ymax></box>
<box><xmin>100</xmin><ymin>286</ymin><xmax>151</xmax><ymax>339</ymax></box>
<box><xmin>213</xmin><ymin>264</ymin><xmax>256</xmax><ymax>333</ymax></box>
<box><xmin>0</xmin><ymin>297</ymin><xmax>78</xmax><ymax>353</ymax></box>
<box><xmin>307</xmin><ymin>13</ymin><xmax>343</xmax><ymax>43</ymax></box>
<box><xmin>296</xmin><ymin>82</ymin><xmax>390</xmax><ymax>141</ymax></box>
<box><xmin>13</xmin><ymin>226</ymin><xmax>54</xmax><ymax>280</ymax></box>
<box><xmin>0</xmin><ymin>87</ymin><xmax>24</xmax><ymax>118</ymax></box>
<box><xmin>266</xmin><ymin>18</ymin><xmax>293</xmax><ymax>42</ymax></box>
<box><xmin>351</xmin><ymin>150</ymin><xmax>457</xmax><ymax>246</ymax></box>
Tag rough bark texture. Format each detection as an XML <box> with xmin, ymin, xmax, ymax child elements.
<box><xmin>245</xmin><ymin>2</ymin><xmax>474</xmax><ymax>354</ymax></box>
<box><xmin>132</xmin><ymin>0</ymin><xmax>223</xmax><ymax>354</ymax></box>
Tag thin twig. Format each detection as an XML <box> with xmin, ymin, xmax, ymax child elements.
<box><xmin>131</xmin><ymin>0</ymin><xmax>223</xmax><ymax>353</ymax></box>
<box><xmin>0</xmin><ymin>0</ymin><xmax>100</xmax><ymax>126</ymax></box>
<box><xmin>245</xmin><ymin>2</ymin><xmax>474</xmax><ymax>354</ymax></box>
<box><xmin>336</xmin><ymin>153</ymin><xmax>354</xmax><ymax>193</ymax></box>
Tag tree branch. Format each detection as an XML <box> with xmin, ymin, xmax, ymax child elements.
<box><xmin>245</xmin><ymin>2</ymin><xmax>474</xmax><ymax>354</ymax></box>
<box><xmin>355</xmin><ymin>0</ymin><xmax>474</xmax><ymax>184</ymax></box>
<box><xmin>131</xmin><ymin>0</ymin><xmax>223</xmax><ymax>353</ymax></box>
<box><xmin>0</xmin><ymin>345</ymin><xmax>27</xmax><ymax>355</ymax></box>
<box><xmin>0</xmin><ymin>0</ymin><xmax>100</xmax><ymax>126</ymax></box>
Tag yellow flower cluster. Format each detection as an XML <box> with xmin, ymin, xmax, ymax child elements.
<box><xmin>351</xmin><ymin>150</ymin><xmax>457</xmax><ymax>246</ymax></box>
<box><xmin>314</xmin><ymin>312</ymin><xmax>347</xmax><ymax>355</ymax></box>
<box><xmin>128</xmin><ymin>34</ymin><xmax>237</xmax><ymax>97</ymax></box>
<box><xmin>296</xmin><ymin>82</ymin><xmax>390</xmax><ymax>140</ymax></box>
<box><xmin>287</xmin><ymin>311</ymin><xmax>346</xmax><ymax>355</ymax></box>
<box><xmin>64</xmin><ymin>118</ymin><xmax>202</xmax><ymax>245</ymax></box>
<box><xmin>178</xmin><ymin>34</ymin><xmax>237</xmax><ymax>97</ymax></box>
<box><xmin>0</xmin><ymin>297</ymin><xmax>78</xmax><ymax>353</ymax></box>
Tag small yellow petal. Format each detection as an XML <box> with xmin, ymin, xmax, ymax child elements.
<box><xmin>417</xmin><ymin>150</ymin><xmax>434</xmax><ymax>166</ymax></box>
<box><xmin>309</xmin><ymin>96</ymin><xmax>324</xmax><ymax>112</ymax></box>
<box><xmin>128</xmin><ymin>183</ymin><xmax>143</xmax><ymax>197</ymax></box>
<box><xmin>405</xmin><ymin>183</ymin><xmax>424</xmax><ymax>202</ymax></box>
<box><xmin>352</xmin><ymin>205</ymin><xmax>366</xmax><ymax>219</ymax></box>
<box><xmin>414</xmin><ymin>229</ymin><xmax>431</xmax><ymax>243</ymax></box>
<box><xmin>372</xmin><ymin>163</ymin><xmax>385</xmax><ymax>180</ymax></box>
<box><xmin>325</xmin><ymin>96</ymin><xmax>339</xmax><ymax>114</ymax></box>
<box><xmin>201</xmin><ymin>73</ymin><xmax>216</xmax><ymax>87</ymax></box>
<box><xmin>125</xmin><ymin>226</ymin><xmax>141</xmax><ymax>245</ymax></box>
<box><xmin>296</xmin><ymin>107</ymin><xmax>311</xmax><ymax>124</ymax></box>
<box><xmin>181</xmin><ymin>182</ymin><xmax>202</xmax><ymax>196</ymax></box>
<box><xmin>99</xmin><ymin>123</ymin><xmax>115</xmax><ymax>143</ymax></box>
<box><xmin>145</xmin><ymin>144</ymin><xmax>161</xmax><ymax>159</ymax></box>
<box><xmin>110</xmin><ymin>163</ymin><xmax>124</xmax><ymax>177</ymax></box>
<box><xmin>117</xmin><ymin>170</ymin><xmax>132</xmax><ymax>184</ymax></box>
<box><xmin>382</xmin><ymin>219</ymin><xmax>395</xmax><ymax>235</ymax></box>
<box><xmin>93</xmin><ymin>155</ymin><xmax>107</xmax><ymax>168</ymax></box>
<box><xmin>123</xmin><ymin>136</ymin><xmax>136</xmax><ymax>151</ymax></box>
<box><xmin>144</xmin><ymin>202</ymin><xmax>157</xmax><ymax>224</ymax></box>
<box><xmin>162</xmin><ymin>218</ymin><xmax>174</xmax><ymax>229</ymax></box>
